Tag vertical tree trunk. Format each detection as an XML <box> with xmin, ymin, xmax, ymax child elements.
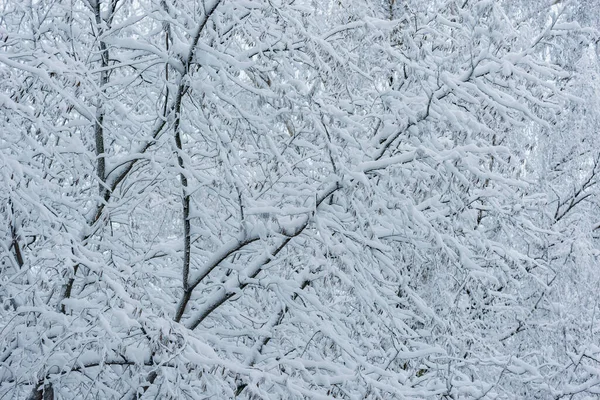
<box><xmin>93</xmin><ymin>0</ymin><xmax>109</xmax><ymax>199</ymax></box>
<box><xmin>59</xmin><ymin>0</ymin><xmax>113</xmax><ymax>313</ymax></box>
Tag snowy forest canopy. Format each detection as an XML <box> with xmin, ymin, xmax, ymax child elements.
<box><xmin>1</xmin><ymin>0</ymin><xmax>600</xmax><ymax>398</ymax></box>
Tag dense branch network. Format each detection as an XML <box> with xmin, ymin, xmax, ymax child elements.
<box><xmin>1</xmin><ymin>0</ymin><xmax>599</xmax><ymax>399</ymax></box>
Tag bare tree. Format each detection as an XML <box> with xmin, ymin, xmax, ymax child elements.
<box><xmin>0</xmin><ymin>0</ymin><xmax>597</xmax><ymax>398</ymax></box>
